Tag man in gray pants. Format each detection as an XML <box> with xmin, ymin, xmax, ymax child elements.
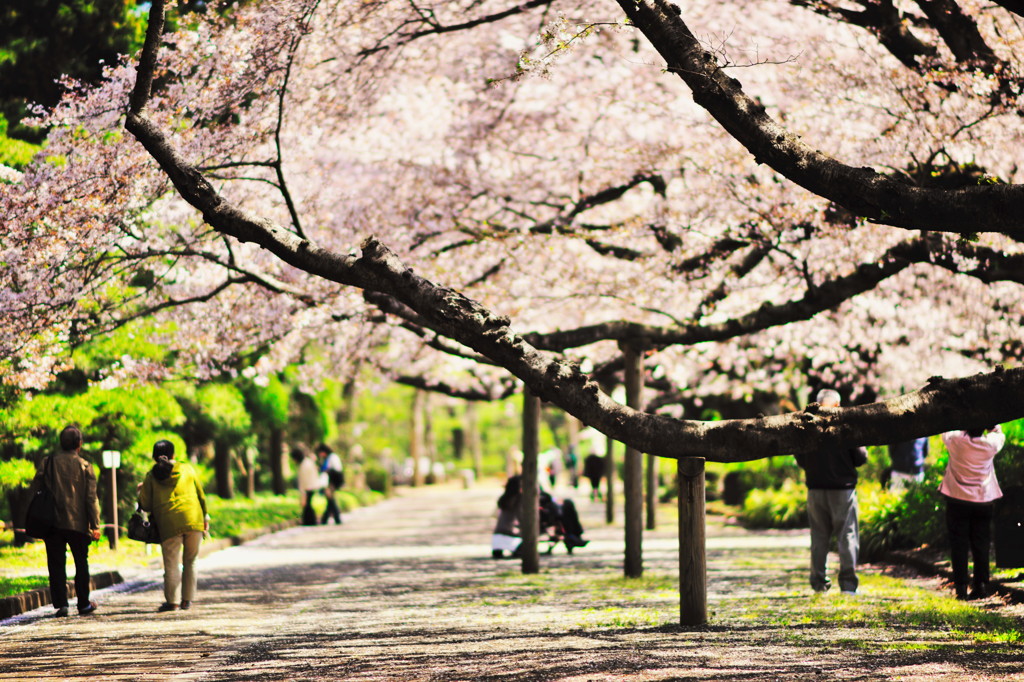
<box><xmin>795</xmin><ymin>389</ymin><xmax>868</xmax><ymax>595</ymax></box>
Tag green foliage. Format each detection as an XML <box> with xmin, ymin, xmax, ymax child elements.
<box><xmin>196</xmin><ymin>383</ymin><xmax>251</xmax><ymax>440</ymax></box>
<box><xmin>995</xmin><ymin>420</ymin><xmax>1024</xmax><ymax>492</ymax></box>
<box><xmin>710</xmin><ymin>456</ymin><xmax>802</xmax><ymax>505</ymax></box>
<box><xmin>0</xmin><ymin>458</ymin><xmax>34</xmax><ymax>492</ymax></box>
<box><xmin>0</xmin><ymin>575</ymin><xmax>50</xmax><ymax>599</ymax></box>
<box><xmin>0</xmin><ymin>115</ymin><xmax>39</xmax><ymax>168</ymax></box>
<box><xmin>205</xmin><ymin>493</ymin><xmax>296</xmax><ymax>538</ymax></box>
<box><xmin>177</xmin><ymin>382</ymin><xmax>251</xmax><ymax>445</ymax></box>
<box><xmin>0</xmin><ymin>0</ymin><xmax>147</xmax><ymax>142</ymax></box>
<box><xmin>740</xmin><ymin>478</ymin><xmax>807</xmax><ymax>529</ymax></box>
<box><xmin>363</xmin><ymin>458</ymin><xmax>391</xmax><ymax>494</ymax></box>
<box><xmin>70</xmin><ymin>321</ymin><xmax>171</xmax><ymax>376</ymax></box>
<box><xmin>241</xmin><ymin>374</ymin><xmax>290</xmax><ymax>430</ymax></box>
<box><xmin>337</xmin><ymin>490</ymin><xmax>361</xmax><ymax>512</ymax></box>
<box><xmin>856</xmin><ymin>482</ymin><xmax>906</xmax><ymax>560</ymax></box>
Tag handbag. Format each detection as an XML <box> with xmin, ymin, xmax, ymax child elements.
<box><xmin>24</xmin><ymin>457</ymin><xmax>59</xmax><ymax>539</ymax></box>
<box><xmin>127</xmin><ymin>505</ymin><xmax>161</xmax><ymax>543</ymax></box>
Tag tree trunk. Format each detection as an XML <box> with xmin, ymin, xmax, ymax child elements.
<box><xmin>242</xmin><ymin>447</ymin><xmax>256</xmax><ymax>498</ymax></box>
<box><xmin>678</xmin><ymin>457</ymin><xmax>707</xmax><ymax>625</ymax></box>
<box><xmin>215</xmin><ymin>440</ymin><xmax>234</xmax><ymax>499</ymax></box>
<box><xmin>467</xmin><ymin>401</ymin><xmax>483</xmax><ymax>480</ymax></box>
<box><xmin>425</xmin><ymin>392</ymin><xmax>438</xmax><ymax>483</ymax></box>
<box><xmin>6</xmin><ymin>487</ymin><xmax>32</xmax><ymax>546</ymax></box>
<box><xmin>605</xmin><ymin>434</ymin><xmax>616</xmax><ymax>525</ymax></box>
<box><xmin>521</xmin><ymin>388</ymin><xmax>541</xmax><ymax>575</ymax></box>
<box><xmin>269</xmin><ymin>427</ymin><xmax>286</xmax><ymax>495</ymax></box>
<box><xmin>623</xmin><ymin>343</ymin><xmax>644</xmax><ymax>578</ymax></box>
<box><xmin>411</xmin><ymin>389</ymin><xmax>426</xmax><ymax>487</ymax></box>
<box><xmin>646</xmin><ymin>452</ymin><xmax>658</xmax><ymax>530</ymax></box>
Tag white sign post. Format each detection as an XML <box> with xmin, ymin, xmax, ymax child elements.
<box><xmin>102</xmin><ymin>451</ymin><xmax>121</xmax><ymax>550</ymax></box>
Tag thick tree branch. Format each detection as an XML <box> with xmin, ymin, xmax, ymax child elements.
<box><xmin>614</xmin><ymin>0</ymin><xmax>1024</xmax><ymax>238</ymax></box>
<box><xmin>526</xmin><ymin>238</ymin><xmax>929</xmax><ymax>350</ymax></box>
<box><xmin>393</xmin><ymin>372</ymin><xmax>518</xmax><ymax>401</ymax></box>
<box><xmin>357</xmin><ymin>0</ymin><xmax>554</xmax><ymax>57</ymax></box>
<box><xmin>913</xmin><ymin>0</ymin><xmax>999</xmax><ymax>68</ymax></box>
<box><xmin>791</xmin><ymin>0</ymin><xmax>935</xmax><ymax>70</ymax></box>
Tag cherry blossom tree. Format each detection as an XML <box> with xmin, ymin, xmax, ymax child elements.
<box><xmin>2</xmin><ymin>0</ymin><xmax>1023</xmax><ymax>461</ymax></box>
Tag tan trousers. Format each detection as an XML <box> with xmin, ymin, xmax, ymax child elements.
<box><xmin>161</xmin><ymin>530</ymin><xmax>203</xmax><ymax>603</ymax></box>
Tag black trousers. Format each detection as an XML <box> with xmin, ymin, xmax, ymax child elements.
<box><xmin>44</xmin><ymin>529</ymin><xmax>92</xmax><ymax>609</ymax></box>
<box><xmin>945</xmin><ymin>498</ymin><xmax>994</xmax><ymax>588</ymax></box>
<box><xmin>321</xmin><ymin>489</ymin><xmax>342</xmax><ymax>524</ymax></box>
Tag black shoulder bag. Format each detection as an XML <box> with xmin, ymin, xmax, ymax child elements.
<box><xmin>24</xmin><ymin>457</ymin><xmax>59</xmax><ymax>539</ymax></box>
<box><xmin>127</xmin><ymin>504</ymin><xmax>161</xmax><ymax>543</ymax></box>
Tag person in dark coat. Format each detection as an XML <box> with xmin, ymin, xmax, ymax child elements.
<box><xmin>28</xmin><ymin>425</ymin><xmax>102</xmax><ymax>617</ymax></box>
<box><xmin>582</xmin><ymin>454</ymin><xmax>605</xmax><ymax>501</ymax></box>
<box><xmin>794</xmin><ymin>389</ymin><xmax>867</xmax><ymax>595</ymax></box>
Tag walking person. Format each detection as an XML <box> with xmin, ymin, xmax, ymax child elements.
<box><xmin>29</xmin><ymin>425</ymin><xmax>102</xmax><ymax>617</ymax></box>
<box><xmin>317</xmin><ymin>443</ymin><xmax>344</xmax><ymax>525</ymax></box>
<box><xmin>795</xmin><ymin>389</ymin><xmax>867</xmax><ymax>595</ymax></box>
<box><xmin>582</xmin><ymin>454</ymin><xmax>605</xmax><ymax>501</ymax></box>
<box><xmin>292</xmin><ymin>446</ymin><xmax>320</xmax><ymax>526</ymax></box>
<box><xmin>887</xmin><ymin>437</ymin><xmax>928</xmax><ymax>490</ymax></box>
<box><xmin>940</xmin><ymin>424</ymin><xmax>1005</xmax><ymax>600</ymax></box>
<box><xmin>139</xmin><ymin>440</ymin><xmax>209</xmax><ymax>612</ymax></box>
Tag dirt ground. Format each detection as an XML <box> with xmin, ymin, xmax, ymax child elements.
<box><xmin>1</xmin><ymin>482</ymin><xmax>1022</xmax><ymax>681</ymax></box>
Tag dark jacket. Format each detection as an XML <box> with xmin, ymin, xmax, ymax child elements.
<box><xmin>29</xmin><ymin>450</ymin><xmax>101</xmax><ymax>535</ymax></box>
<box><xmin>795</xmin><ymin>442</ymin><xmax>867</xmax><ymax>490</ymax></box>
<box><xmin>888</xmin><ymin>438</ymin><xmax>928</xmax><ymax>475</ymax></box>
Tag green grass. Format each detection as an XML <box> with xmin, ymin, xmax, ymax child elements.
<box><xmin>575</xmin><ymin>605</ymin><xmax>664</xmax><ymax>628</ymax></box>
<box><xmin>0</xmin><ymin>575</ymin><xmax>50</xmax><ymax>597</ymax></box>
<box><xmin>461</xmin><ymin>569</ymin><xmax>680</xmax><ymax>629</ymax></box>
<box><xmin>721</xmin><ymin>573</ymin><xmax>1023</xmax><ymax>646</ymax></box>
<box><xmin>206</xmin><ymin>493</ymin><xmax>299</xmax><ymax>538</ymax></box>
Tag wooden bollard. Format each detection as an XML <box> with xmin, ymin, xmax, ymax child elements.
<box><xmin>678</xmin><ymin>456</ymin><xmax>707</xmax><ymax>625</ymax></box>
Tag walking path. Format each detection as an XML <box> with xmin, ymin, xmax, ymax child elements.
<box><xmin>1</xmin><ymin>482</ymin><xmax>1022</xmax><ymax>680</ymax></box>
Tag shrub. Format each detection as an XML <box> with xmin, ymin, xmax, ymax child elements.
<box><xmin>363</xmin><ymin>460</ymin><xmax>392</xmax><ymax>495</ymax></box>
<box><xmin>740</xmin><ymin>478</ymin><xmax>807</xmax><ymax>529</ymax></box>
<box><xmin>0</xmin><ymin>459</ymin><xmax>34</xmax><ymax>493</ymax></box>
<box><xmin>856</xmin><ymin>483</ymin><xmax>907</xmax><ymax>560</ymax></box>
<box><xmin>713</xmin><ymin>456</ymin><xmax>802</xmax><ymax>506</ymax></box>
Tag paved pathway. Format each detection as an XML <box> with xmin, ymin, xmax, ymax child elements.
<box><xmin>1</xmin><ymin>482</ymin><xmax>1021</xmax><ymax>681</ymax></box>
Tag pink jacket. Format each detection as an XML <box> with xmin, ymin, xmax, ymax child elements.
<box><xmin>939</xmin><ymin>427</ymin><xmax>1005</xmax><ymax>504</ymax></box>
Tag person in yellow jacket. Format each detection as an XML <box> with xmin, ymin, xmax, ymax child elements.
<box><xmin>139</xmin><ymin>440</ymin><xmax>209</xmax><ymax>612</ymax></box>
<box><xmin>29</xmin><ymin>425</ymin><xmax>102</xmax><ymax>617</ymax></box>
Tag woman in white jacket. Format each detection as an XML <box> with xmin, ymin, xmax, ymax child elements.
<box><xmin>939</xmin><ymin>424</ymin><xmax>1005</xmax><ymax>600</ymax></box>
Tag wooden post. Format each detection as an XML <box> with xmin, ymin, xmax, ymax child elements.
<box><xmin>521</xmin><ymin>388</ymin><xmax>541</xmax><ymax>574</ymax></box>
<box><xmin>466</xmin><ymin>402</ymin><xmax>483</xmax><ymax>480</ymax></box>
<box><xmin>623</xmin><ymin>343</ymin><xmax>644</xmax><ymax>578</ymax></box>
<box><xmin>604</xmin><ymin>434</ymin><xmax>616</xmax><ymax>524</ymax></box>
<box><xmin>411</xmin><ymin>389</ymin><xmax>425</xmax><ymax>486</ymax></box>
<box><xmin>424</xmin><ymin>392</ymin><xmax>437</xmax><ymax>483</ymax></box>
<box><xmin>646</xmin><ymin>454</ymin><xmax>657</xmax><ymax>531</ymax></box>
<box><xmin>678</xmin><ymin>457</ymin><xmax>707</xmax><ymax>626</ymax></box>
<box><xmin>599</xmin><ymin>382</ymin><xmax>616</xmax><ymax>525</ymax></box>
<box><xmin>109</xmin><ymin>468</ymin><xmax>119</xmax><ymax>551</ymax></box>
